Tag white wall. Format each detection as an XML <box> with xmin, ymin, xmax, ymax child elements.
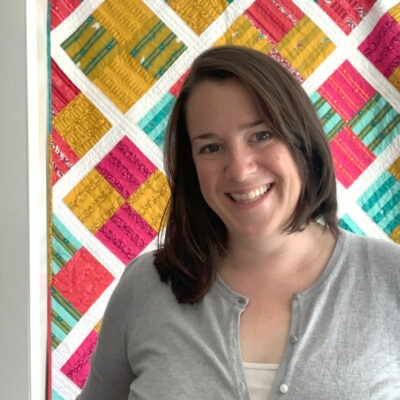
<box><xmin>0</xmin><ymin>0</ymin><xmax>30</xmax><ymax>398</ymax></box>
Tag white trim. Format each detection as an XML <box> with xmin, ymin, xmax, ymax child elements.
<box><xmin>26</xmin><ymin>0</ymin><xmax>48</xmax><ymax>399</ymax></box>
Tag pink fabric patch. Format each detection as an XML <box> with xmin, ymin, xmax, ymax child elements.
<box><xmin>96</xmin><ymin>136</ymin><xmax>156</xmax><ymax>199</ymax></box>
<box><xmin>52</xmin><ymin>248</ymin><xmax>114</xmax><ymax>314</ymax></box>
<box><xmin>96</xmin><ymin>203</ymin><xmax>157</xmax><ymax>264</ymax></box>
<box><xmin>61</xmin><ymin>330</ymin><xmax>98</xmax><ymax>389</ymax></box>
<box><xmin>359</xmin><ymin>13</ymin><xmax>400</xmax><ymax>78</ymax></box>
<box><xmin>245</xmin><ymin>0</ymin><xmax>304</xmax><ymax>45</ymax></box>
<box><xmin>318</xmin><ymin>61</ymin><xmax>375</xmax><ymax>122</ymax></box>
<box><xmin>52</xmin><ymin>128</ymin><xmax>80</xmax><ymax>184</ymax></box>
<box><xmin>330</xmin><ymin>126</ymin><xmax>376</xmax><ymax>188</ymax></box>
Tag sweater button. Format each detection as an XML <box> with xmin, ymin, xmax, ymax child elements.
<box><xmin>280</xmin><ymin>384</ymin><xmax>289</xmax><ymax>394</ymax></box>
<box><xmin>289</xmin><ymin>335</ymin><xmax>298</xmax><ymax>344</ymax></box>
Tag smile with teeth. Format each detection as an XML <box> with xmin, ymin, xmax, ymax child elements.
<box><xmin>229</xmin><ymin>184</ymin><xmax>272</xmax><ymax>203</ymax></box>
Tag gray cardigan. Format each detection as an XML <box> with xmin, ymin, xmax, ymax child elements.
<box><xmin>77</xmin><ymin>230</ymin><xmax>400</xmax><ymax>399</ymax></box>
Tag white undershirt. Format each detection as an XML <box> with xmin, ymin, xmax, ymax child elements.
<box><xmin>243</xmin><ymin>362</ymin><xmax>279</xmax><ymax>400</ymax></box>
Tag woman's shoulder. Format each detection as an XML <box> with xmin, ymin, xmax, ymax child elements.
<box><xmin>339</xmin><ymin>228</ymin><xmax>400</xmax><ymax>278</ymax></box>
<box><xmin>112</xmin><ymin>250</ymin><xmax>175</xmax><ymax>309</ymax></box>
<box><xmin>340</xmin><ymin>228</ymin><xmax>400</xmax><ymax>258</ymax></box>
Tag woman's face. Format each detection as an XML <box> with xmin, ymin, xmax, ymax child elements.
<box><xmin>186</xmin><ymin>78</ymin><xmax>302</xmax><ymax>240</ymax></box>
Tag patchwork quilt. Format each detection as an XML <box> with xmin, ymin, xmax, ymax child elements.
<box><xmin>49</xmin><ymin>0</ymin><xmax>400</xmax><ymax>398</ymax></box>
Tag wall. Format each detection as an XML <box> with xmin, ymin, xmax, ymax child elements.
<box><xmin>0</xmin><ymin>0</ymin><xmax>30</xmax><ymax>398</ymax></box>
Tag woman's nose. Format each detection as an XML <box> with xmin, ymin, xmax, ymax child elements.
<box><xmin>225</xmin><ymin>148</ymin><xmax>257</xmax><ymax>182</ymax></box>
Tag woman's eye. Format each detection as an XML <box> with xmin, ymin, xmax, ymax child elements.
<box><xmin>251</xmin><ymin>131</ymin><xmax>270</xmax><ymax>142</ymax></box>
<box><xmin>200</xmin><ymin>144</ymin><xmax>221</xmax><ymax>154</ymax></box>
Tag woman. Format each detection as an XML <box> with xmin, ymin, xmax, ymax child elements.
<box><xmin>78</xmin><ymin>46</ymin><xmax>400</xmax><ymax>400</ymax></box>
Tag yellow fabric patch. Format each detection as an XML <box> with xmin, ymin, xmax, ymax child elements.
<box><xmin>388</xmin><ymin>3</ymin><xmax>400</xmax><ymax>24</ymax></box>
<box><xmin>388</xmin><ymin>157</ymin><xmax>400</xmax><ymax>182</ymax></box>
<box><xmin>92</xmin><ymin>0</ymin><xmax>155</xmax><ymax>45</ymax></box>
<box><xmin>389</xmin><ymin>65</ymin><xmax>400</xmax><ymax>92</ymax></box>
<box><xmin>167</xmin><ymin>0</ymin><xmax>229</xmax><ymax>35</ymax></box>
<box><xmin>61</xmin><ymin>17</ymin><xmax>119</xmax><ymax>80</ymax></box>
<box><xmin>277</xmin><ymin>16</ymin><xmax>335</xmax><ymax>79</ymax></box>
<box><xmin>214</xmin><ymin>15</ymin><xmax>273</xmax><ymax>53</ymax></box>
<box><xmin>64</xmin><ymin>169</ymin><xmax>124</xmax><ymax>234</ymax></box>
<box><xmin>389</xmin><ymin>225</ymin><xmax>400</xmax><ymax>244</ymax></box>
<box><xmin>94</xmin><ymin>319</ymin><xmax>102</xmax><ymax>333</ymax></box>
<box><xmin>128</xmin><ymin>169</ymin><xmax>170</xmax><ymax>232</ymax></box>
<box><xmin>53</xmin><ymin>93</ymin><xmax>112</xmax><ymax>157</ymax></box>
<box><xmin>93</xmin><ymin>50</ymin><xmax>156</xmax><ymax>113</ymax></box>
<box><xmin>90</xmin><ymin>13</ymin><xmax>184</xmax><ymax>112</ymax></box>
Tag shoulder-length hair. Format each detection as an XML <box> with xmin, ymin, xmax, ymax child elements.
<box><xmin>154</xmin><ymin>45</ymin><xmax>338</xmax><ymax>304</ymax></box>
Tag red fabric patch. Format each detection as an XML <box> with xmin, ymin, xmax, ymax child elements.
<box><xmin>245</xmin><ymin>0</ymin><xmax>304</xmax><ymax>45</ymax></box>
<box><xmin>50</xmin><ymin>0</ymin><xmax>83</xmax><ymax>30</ymax></box>
<box><xmin>318</xmin><ymin>60</ymin><xmax>375</xmax><ymax>123</ymax></box>
<box><xmin>51</xmin><ymin>59</ymin><xmax>80</xmax><ymax>116</ymax></box>
<box><xmin>52</xmin><ymin>248</ymin><xmax>114</xmax><ymax>314</ymax></box>
<box><xmin>330</xmin><ymin>125</ymin><xmax>376</xmax><ymax>188</ymax></box>
<box><xmin>317</xmin><ymin>0</ymin><xmax>376</xmax><ymax>35</ymax></box>
<box><xmin>51</xmin><ymin>128</ymin><xmax>80</xmax><ymax>184</ymax></box>
<box><xmin>169</xmin><ymin>69</ymin><xmax>190</xmax><ymax>98</ymax></box>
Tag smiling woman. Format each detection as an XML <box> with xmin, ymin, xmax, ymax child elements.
<box><xmin>77</xmin><ymin>46</ymin><xmax>400</xmax><ymax>400</ymax></box>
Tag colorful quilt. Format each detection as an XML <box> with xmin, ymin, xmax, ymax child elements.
<box><xmin>49</xmin><ymin>0</ymin><xmax>400</xmax><ymax>398</ymax></box>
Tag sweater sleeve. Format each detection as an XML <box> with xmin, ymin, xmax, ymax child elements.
<box><xmin>76</xmin><ymin>260</ymin><xmax>139</xmax><ymax>400</ymax></box>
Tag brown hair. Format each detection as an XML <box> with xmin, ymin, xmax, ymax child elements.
<box><xmin>154</xmin><ymin>45</ymin><xmax>338</xmax><ymax>303</ymax></box>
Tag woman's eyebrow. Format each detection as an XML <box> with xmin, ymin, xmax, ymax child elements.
<box><xmin>238</xmin><ymin>119</ymin><xmax>265</xmax><ymax>130</ymax></box>
<box><xmin>192</xmin><ymin>120</ymin><xmax>266</xmax><ymax>142</ymax></box>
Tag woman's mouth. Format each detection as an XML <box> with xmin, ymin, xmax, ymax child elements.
<box><xmin>228</xmin><ymin>184</ymin><xmax>272</xmax><ymax>204</ymax></box>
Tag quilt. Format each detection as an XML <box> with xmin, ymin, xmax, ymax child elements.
<box><xmin>48</xmin><ymin>0</ymin><xmax>400</xmax><ymax>398</ymax></box>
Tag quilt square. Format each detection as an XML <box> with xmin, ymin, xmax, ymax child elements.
<box><xmin>52</xmin><ymin>247</ymin><xmax>114</xmax><ymax>314</ymax></box>
<box><xmin>330</xmin><ymin>125</ymin><xmax>376</xmax><ymax>188</ymax></box>
<box><xmin>357</xmin><ymin>160</ymin><xmax>400</xmax><ymax>243</ymax></box>
<box><xmin>166</xmin><ymin>0</ymin><xmax>232</xmax><ymax>35</ymax></box>
<box><xmin>358</xmin><ymin>10</ymin><xmax>400</xmax><ymax>79</ymax></box>
<box><xmin>52</xmin><ymin>93</ymin><xmax>112</xmax><ymax>158</ymax></box>
<box><xmin>318</xmin><ymin>61</ymin><xmax>375</xmax><ymax>123</ymax></box>
<box><xmin>96</xmin><ymin>203</ymin><xmax>157</xmax><ymax>264</ymax></box>
<box><xmin>61</xmin><ymin>330</ymin><xmax>98</xmax><ymax>389</ymax></box>
<box><xmin>276</xmin><ymin>15</ymin><xmax>336</xmax><ymax>80</ymax></box>
<box><xmin>64</xmin><ymin>169</ymin><xmax>125</xmax><ymax>234</ymax></box>
<box><xmin>96</xmin><ymin>136</ymin><xmax>156</xmax><ymax>199</ymax></box>
<box><xmin>245</xmin><ymin>0</ymin><xmax>304</xmax><ymax>45</ymax></box>
<box><xmin>61</xmin><ymin>0</ymin><xmax>187</xmax><ymax>113</ymax></box>
<box><xmin>315</xmin><ymin>0</ymin><xmax>376</xmax><ymax>35</ymax></box>
<box><xmin>128</xmin><ymin>169</ymin><xmax>170</xmax><ymax>232</ymax></box>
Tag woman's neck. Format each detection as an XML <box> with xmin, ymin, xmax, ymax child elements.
<box><xmin>218</xmin><ymin>223</ymin><xmax>337</xmax><ymax>297</ymax></box>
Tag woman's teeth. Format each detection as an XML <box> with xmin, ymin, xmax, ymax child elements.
<box><xmin>230</xmin><ymin>184</ymin><xmax>271</xmax><ymax>202</ymax></box>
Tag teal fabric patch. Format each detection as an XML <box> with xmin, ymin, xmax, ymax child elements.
<box><xmin>138</xmin><ymin>92</ymin><xmax>176</xmax><ymax>149</ymax></box>
<box><xmin>339</xmin><ymin>214</ymin><xmax>365</xmax><ymax>236</ymax></box>
<box><xmin>357</xmin><ymin>170</ymin><xmax>400</xmax><ymax>235</ymax></box>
